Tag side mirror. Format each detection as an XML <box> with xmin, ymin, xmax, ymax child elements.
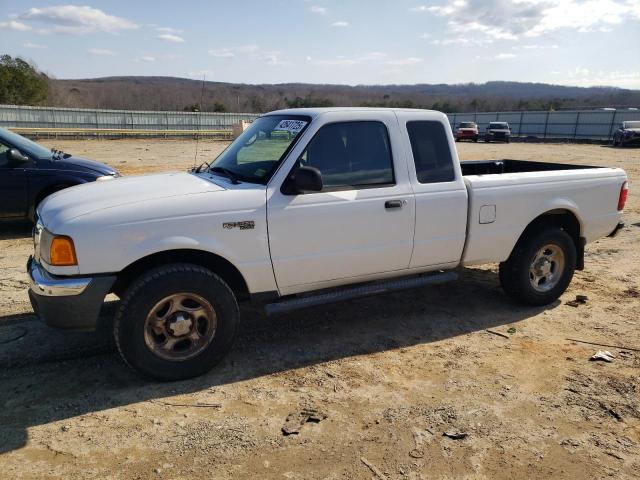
<box><xmin>288</xmin><ymin>166</ymin><xmax>323</xmax><ymax>194</ymax></box>
<box><xmin>8</xmin><ymin>149</ymin><xmax>29</xmax><ymax>164</ymax></box>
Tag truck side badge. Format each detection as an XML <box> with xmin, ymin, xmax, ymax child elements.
<box><xmin>223</xmin><ymin>221</ymin><xmax>255</xmax><ymax>230</ymax></box>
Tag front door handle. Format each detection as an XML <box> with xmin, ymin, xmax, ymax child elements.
<box><xmin>384</xmin><ymin>200</ymin><xmax>403</xmax><ymax>209</ymax></box>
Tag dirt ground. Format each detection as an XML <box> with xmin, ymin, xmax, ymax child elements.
<box><xmin>0</xmin><ymin>139</ymin><xmax>639</xmax><ymax>479</ymax></box>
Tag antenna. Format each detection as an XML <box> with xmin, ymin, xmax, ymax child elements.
<box><xmin>193</xmin><ymin>74</ymin><xmax>206</xmax><ymax>170</ymax></box>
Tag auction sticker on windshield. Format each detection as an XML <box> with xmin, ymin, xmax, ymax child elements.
<box><xmin>274</xmin><ymin>119</ymin><xmax>307</xmax><ymax>134</ymax></box>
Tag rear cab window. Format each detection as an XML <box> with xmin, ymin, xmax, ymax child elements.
<box><xmin>406</xmin><ymin>121</ymin><xmax>456</xmax><ymax>184</ymax></box>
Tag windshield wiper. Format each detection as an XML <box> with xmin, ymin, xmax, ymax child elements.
<box><xmin>209</xmin><ymin>166</ymin><xmax>241</xmax><ymax>184</ymax></box>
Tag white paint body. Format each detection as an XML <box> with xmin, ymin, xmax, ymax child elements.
<box><xmin>37</xmin><ymin>108</ymin><xmax>627</xmax><ymax>298</ymax></box>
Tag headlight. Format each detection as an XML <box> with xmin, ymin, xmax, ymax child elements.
<box><xmin>96</xmin><ymin>174</ymin><xmax>118</xmax><ymax>181</ymax></box>
<box><xmin>40</xmin><ymin>229</ymin><xmax>78</xmax><ymax>266</ymax></box>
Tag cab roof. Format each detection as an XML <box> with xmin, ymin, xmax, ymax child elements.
<box><xmin>265</xmin><ymin>107</ymin><xmax>442</xmax><ymax>119</ymax></box>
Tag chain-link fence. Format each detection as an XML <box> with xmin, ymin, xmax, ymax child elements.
<box><xmin>0</xmin><ymin>104</ymin><xmax>259</xmax><ymax>138</ymax></box>
<box><xmin>447</xmin><ymin>109</ymin><xmax>640</xmax><ymax>141</ymax></box>
<box><xmin>1</xmin><ymin>105</ymin><xmax>639</xmax><ymax>141</ymax></box>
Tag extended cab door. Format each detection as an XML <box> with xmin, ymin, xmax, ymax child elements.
<box><xmin>0</xmin><ymin>141</ymin><xmax>29</xmax><ymax>219</ymax></box>
<box><xmin>267</xmin><ymin>111</ymin><xmax>415</xmax><ymax>294</ymax></box>
<box><xmin>395</xmin><ymin>112</ymin><xmax>468</xmax><ymax>268</ymax></box>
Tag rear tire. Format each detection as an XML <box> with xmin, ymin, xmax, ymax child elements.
<box><xmin>499</xmin><ymin>227</ymin><xmax>576</xmax><ymax>306</ymax></box>
<box><xmin>114</xmin><ymin>263</ymin><xmax>239</xmax><ymax>381</ymax></box>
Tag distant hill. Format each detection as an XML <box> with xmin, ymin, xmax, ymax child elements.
<box><xmin>46</xmin><ymin>76</ymin><xmax>640</xmax><ymax>113</ymax></box>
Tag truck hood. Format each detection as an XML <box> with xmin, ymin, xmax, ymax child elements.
<box><xmin>39</xmin><ymin>172</ymin><xmax>225</xmax><ymax>228</ymax></box>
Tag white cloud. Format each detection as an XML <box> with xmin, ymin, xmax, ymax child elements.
<box><xmin>19</xmin><ymin>5</ymin><xmax>138</xmax><ymax>34</ymax></box>
<box><xmin>313</xmin><ymin>52</ymin><xmax>389</xmax><ymax>67</ymax></box>
<box><xmin>386</xmin><ymin>57</ymin><xmax>423</xmax><ymax>66</ymax></box>
<box><xmin>155</xmin><ymin>26</ymin><xmax>181</xmax><ymax>34</ymax></box>
<box><xmin>415</xmin><ymin>0</ymin><xmax>640</xmax><ymax>41</ymax></box>
<box><xmin>263</xmin><ymin>51</ymin><xmax>290</xmax><ymax>66</ymax></box>
<box><xmin>87</xmin><ymin>47</ymin><xmax>116</xmax><ymax>56</ymax></box>
<box><xmin>235</xmin><ymin>44</ymin><xmax>259</xmax><ymax>53</ymax></box>
<box><xmin>0</xmin><ymin>20</ymin><xmax>31</xmax><ymax>31</ymax></box>
<box><xmin>475</xmin><ymin>52</ymin><xmax>517</xmax><ymax>60</ymax></box>
<box><xmin>309</xmin><ymin>5</ymin><xmax>327</xmax><ymax>14</ymax></box>
<box><xmin>138</xmin><ymin>55</ymin><xmax>155</xmax><ymax>62</ymax></box>
<box><xmin>331</xmin><ymin>21</ymin><xmax>349</xmax><ymax>27</ymax></box>
<box><xmin>208</xmin><ymin>44</ymin><xmax>260</xmax><ymax>58</ymax></box>
<box><xmin>431</xmin><ymin>37</ymin><xmax>493</xmax><ymax>46</ymax></box>
<box><xmin>157</xmin><ymin>33</ymin><xmax>185</xmax><ymax>43</ymax></box>
<box><xmin>209</xmin><ymin>48</ymin><xmax>235</xmax><ymax>58</ymax></box>
<box><xmin>23</xmin><ymin>42</ymin><xmax>47</xmax><ymax>49</ymax></box>
<box><xmin>563</xmin><ymin>67</ymin><xmax>640</xmax><ymax>87</ymax></box>
<box><xmin>418</xmin><ymin>32</ymin><xmax>431</xmax><ymax>39</ymax></box>
<box><xmin>521</xmin><ymin>44</ymin><xmax>559</xmax><ymax>49</ymax></box>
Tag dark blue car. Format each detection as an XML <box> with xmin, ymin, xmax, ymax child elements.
<box><xmin>0</xmin><ymin>128</ymin><xmax>118</xmax><ymax>221</ymax></box>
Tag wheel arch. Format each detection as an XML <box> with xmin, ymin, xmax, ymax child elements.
<box><xmin>514</xmin><ymin>208</ymin><xmax>584</xmax><ymax>270</ymax></box>
<box><xmin>111</xmin><ymin>249</ymin><xmax>250</xmax><ymax>301</ymax></box>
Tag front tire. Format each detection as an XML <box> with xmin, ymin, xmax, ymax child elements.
<box><xmin>114</xmin><ymin>263</ymin><xmax>239</xmax><ymax>381</ymax></box>
<box><xmin>499</xmin><ymin>228</ymin><xmax>576</xmax><ymax>306</ymax></box>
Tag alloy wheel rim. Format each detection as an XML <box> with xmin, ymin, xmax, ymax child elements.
<box><xmin>144</xmin><ymin>293</ymin><xmax>217</xmax><ymax>361</ymax></box>
<box><xmin>529</xmin><ymin>244</ymin><xmax>565</xmax><ymax>293</ymax></box>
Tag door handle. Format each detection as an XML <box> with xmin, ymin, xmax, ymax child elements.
<box><xmin>384</xmin><ymin>200</ymin><xmax>403</xmax><ymax>209</ymax></box>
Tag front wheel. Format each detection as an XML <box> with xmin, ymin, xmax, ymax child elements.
<box><xmin>499</xmin><ymin>228</ymin><xmax>576</xmax><ymax>306</ymax></box>
<box><xmin>114</xmin><ymin>263</ymin><xmax>239</xmax><ymax>381</ymax></box>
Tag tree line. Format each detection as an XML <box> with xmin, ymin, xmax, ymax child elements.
<box><xmin>2</xmin><ymin>54</ymin><xmax>639</xmax><ymax>113</ymax></box>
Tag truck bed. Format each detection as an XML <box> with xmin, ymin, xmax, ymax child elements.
<box><xmin>460</xmin><ymin>159</ymin><xmax>601</xmax><ymax>176</ymax></box>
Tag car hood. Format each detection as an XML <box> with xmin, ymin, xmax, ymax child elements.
<box><xmin>458</xmin><ymin>128</ymin><xmax>477</xmax><ymax>132</ymax></box>
<box><xmin>55</xmin><ymin>155</ymin><xmax>118</xmax><ymax>175</ymax></box>
<box><xmin>39</xmin><ymin>172</ymin><xmax>226</xmax><ymax>229</ymax></box>
<box><xmin>623</xmin><ymin>128</ymin><xmax>640</xmax><ymax>133</ymax></box>
<box><xmin>487</xmin><ymin>129</ymin><xmax>510</xmax><ymax>133</ymax></box>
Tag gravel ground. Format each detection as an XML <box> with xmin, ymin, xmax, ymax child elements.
<box><xmin>0</xmin><ymin>139</ymin><xmax>638</xmax><ymax>479</ymax></box>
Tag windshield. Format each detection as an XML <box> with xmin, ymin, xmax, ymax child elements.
<box><xmin>459</xmin><ymin>122</ymin><xmax>476</xmax><ymax>128</ymax></box>
<box><xmin>489</xmin><ymin>123</ymin><xmax>509</xmax><ymax>129</ymax></box>
<box><xmin>624</xmin><ymin>121</ymin><xmax>640</xmax><ymax>129</ymax></box>
<box><xmin>0</xmin><ymin>128</ymin><xmax>53</xmax><ymax>158</ymax></box>
<box><xmin>209</xmin><ymin>115</ymin><xmax>310</xmax><ymax>184</ymax></box>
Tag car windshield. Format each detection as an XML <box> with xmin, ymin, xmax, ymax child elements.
<box><xmin>208</xmin><ymin>115</ymin><xmax>310</xmax><ymax>184</ymax></box>
<box><xmin>459</xmin><ymin>122</ymin><xmax>476</xmax><ymax>128</ymax></box>
<box><xmin>0</xmin><ymin>128</ymin><xmax>53</xmax><ymax>158</ymax></box>
<box><xmin>624</xmin><ymin>121</ymin><xmax>640</xmax><ymax>129</ymax></box>
<box><xmin>489</xmin><ymin>123</ymin><xmax>509</xmax><ymax>129</ymax></box>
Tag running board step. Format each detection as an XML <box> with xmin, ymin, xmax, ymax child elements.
<box><xmin>264</xmin><ymin>271</ymin><xmax>457</xmax><ymax>316</ymax></box>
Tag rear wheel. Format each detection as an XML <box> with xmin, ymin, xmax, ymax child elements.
<box><xmin>114</xmin><ymin>263</ymin><xmax>239</xmax><ymax>381</ymax></box>
<box><xmin>499</xmin><ymin>228</ymin><xmax>576</xmax><ymax>306</ymax></box>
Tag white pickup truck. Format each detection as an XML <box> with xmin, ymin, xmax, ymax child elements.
<box><xmin>28</xmin><ymin>108</ymin><xmax>628</xmax><ymax>380</ymax></box>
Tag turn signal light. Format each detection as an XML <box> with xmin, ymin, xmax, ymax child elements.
<box><xmin>618</xmin><ymin>181</ymin><xmax>628</xmax><ymax>211</ymax></box>
<box><xmin>50</xmin><ymin>236</ymin><xmax>77</xmax><ymax>266</ymax></box>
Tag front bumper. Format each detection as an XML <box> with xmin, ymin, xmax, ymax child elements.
<box><xmin>27</xmin><ymin>256</ymin><xmax>116</xmax><ymax>330</ymax></box>
<box><xmin>456</xmin><ymin>132</ymin><xmax>478</xmax><ymax>140</ymax></box>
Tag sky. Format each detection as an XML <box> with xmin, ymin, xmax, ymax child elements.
<box><xmin>1</xmin><ymin>0</ymin><xmax>639</xmax><ymax>88</ymax></box>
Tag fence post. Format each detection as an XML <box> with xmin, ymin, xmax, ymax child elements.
<box><xmin>607</xmin><ymin>110</ymin><xmax>617</xmax><ymax>142</ymax></box>
<box><xmin>573</xmin><ymin>111</ymin><xmax>580</xmax><ymax>140</ymax></box>
<box><xmin>519</xmin><ymin>111</ymin><xmax>524</xmax><ymax>137</ymax></box>
<box><xmin>543</xmin><ymin>110</ymin><xmax>550</xmax><ymax>140</ymax></box>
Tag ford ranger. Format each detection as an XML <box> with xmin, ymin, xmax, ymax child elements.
<box><xmin>28</xmin><ymin>108</ymin><xmax>628</xmax><ymax>380</ymax></box>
